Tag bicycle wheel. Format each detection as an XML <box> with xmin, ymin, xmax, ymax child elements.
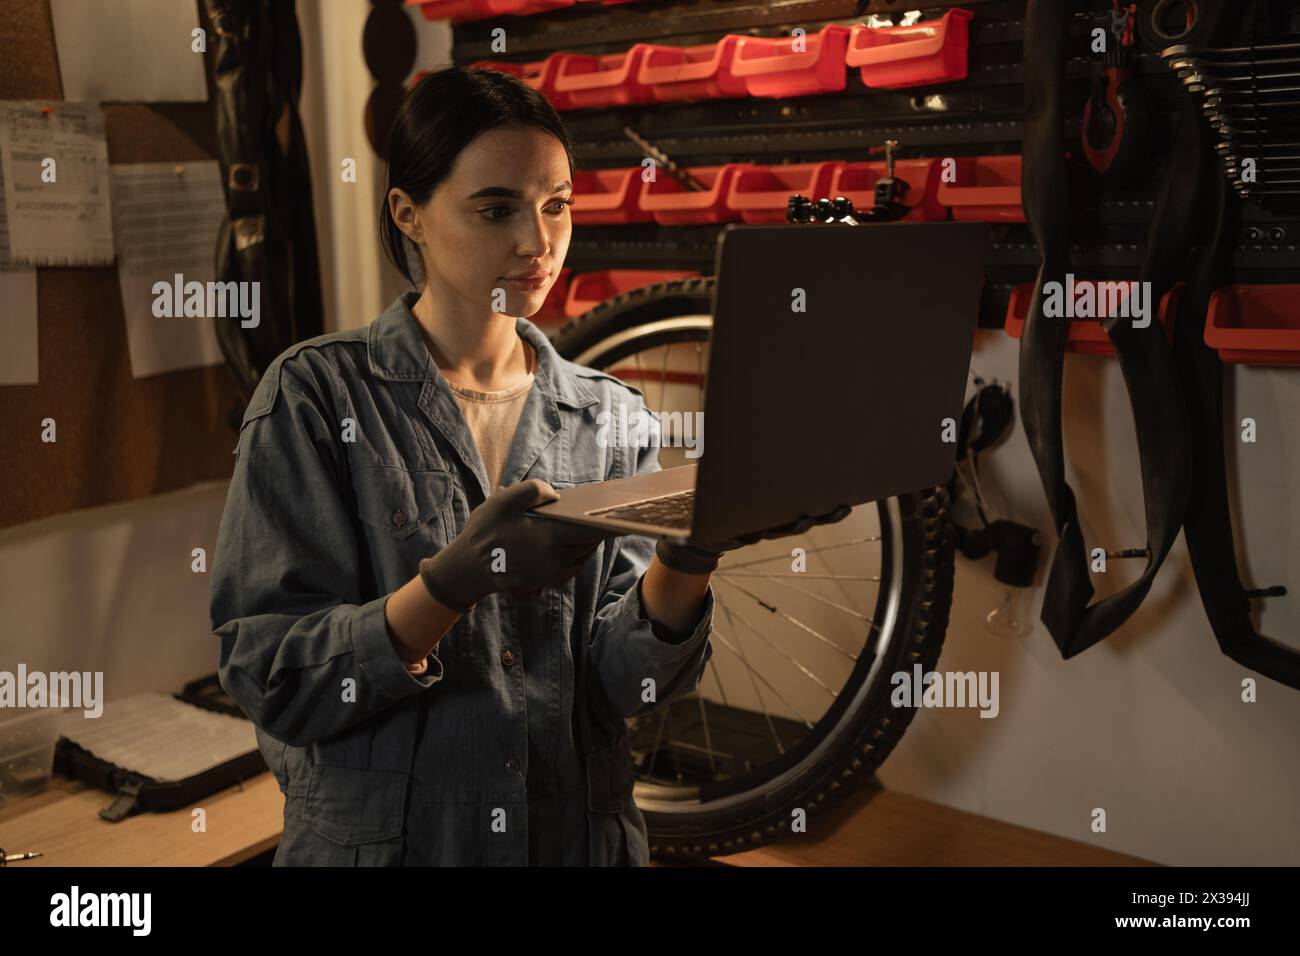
<box><xmin>551</xmin><ymin>277</ymin><xmax>957</xmax><ymax>861</ymax></box>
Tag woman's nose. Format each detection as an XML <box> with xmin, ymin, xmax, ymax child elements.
<box><xmin>515</xmin><ymin>209</ymin><xmax>558</xmax><ymax>258</ymax></box>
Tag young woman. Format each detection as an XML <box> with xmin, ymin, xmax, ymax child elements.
<box><xmin>210</xmin><ymin>66</ymin><xmax>841</xmax><ymax>867</ymax></box>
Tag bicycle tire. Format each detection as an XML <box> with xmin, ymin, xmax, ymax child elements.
<box><xmin>550</xmin><ymin>277</ymin><xmax>957</xmax><ymax>861</ymax></box>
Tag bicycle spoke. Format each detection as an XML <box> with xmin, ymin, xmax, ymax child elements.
<box><xmin>714</xmin><ymin>576</ymin><xmax>858</xmax><ymax>662</ymax></box>
<box><xmin>663</xmin><ymin>737</ymin><xmax>734</xmax><ymax>762</ymax></box>
<box><xmin>746</xmin><ymin>572</ymin><xmax>883</xmax><ymax>625</ymax></box>
<box><xmin>719</xmin><ymin>536</ymin><xmax>882</xmax><ymax>571</ymax></box>
<box><xmin>719</xmin><ymin>598</ymin><xmax>788</xmax><ymax>754</ymax></box>
<box><xmin>697</xmin><ymin>694</ymin><xmax>716</xmax><ymax>777</ymax></box>
<box><xmin>712</xmin><ymin>622</ymin><xmax>812</xmax><ymax>736</ymax></box>
<box><xmin>717</xmin><ymin>571</ymin><xmax>882</xmax><ymax>582</ymax></box>
<box><xmin>707</xmin><ymin>655</ymin><xmax>728</xmax><ymax>707</ymax></box>
<box><xmin>719</xmin><ymin>593</ymin><xmax>840</xmax><ymax>699</ymax></box>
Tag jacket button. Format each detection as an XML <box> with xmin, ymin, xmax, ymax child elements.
<box><xmin>505</xmin><ymin>758</ymin><xmax>520</xmax><ymax>773</ymax></box>
<box><xmin>501</xmin><ymin>649</ymin><xmax>514</xmax><ymax>668</ymax></box>
<box><xmin>391</xmin><ymin>509</ymin><xmax>407</xmax><ymax>529</ymax></box>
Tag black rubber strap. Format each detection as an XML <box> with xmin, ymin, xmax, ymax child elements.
<box><xmin>1019</xmin><ymin>0</ymin><xmax>1194</xmax><ymax>658</ymax></box>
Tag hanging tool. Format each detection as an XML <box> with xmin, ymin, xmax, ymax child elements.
<box><xmin>1083</xmin><ymin>1</ymin><xmax>1153</xmax><ymax>188</ymax></box>
<box><xmin>1161</xmin><ymin>38</ymin><xmax>1300</xmax><ymax>199</ymax></box>
<box><xmin>621</xmin><ymin>126</ymin><xmax>708</xmax><ymax>192</ymax></box>
<box><xmin>861</xmin><ymin>139</ymin><xmax>911</xmax><ymax>220</ymax></box>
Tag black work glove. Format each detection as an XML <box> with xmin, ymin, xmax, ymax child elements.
<box><xmin>655</xmin><ymin>504</ymin><xmax>855</xmax><ymax>576</ymax></box>
<box><xmin>419</xmin><ymin>479</ymin><xmax>616</xmax><ymax>612</ymax></box>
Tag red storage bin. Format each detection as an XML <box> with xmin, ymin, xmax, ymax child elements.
<box><xmin>936</xmin><ymin>155</ymin><xmax>1024</xmax><ymax>222</ymax></box>
<box><xmin>828</xmin><ymin>159</ymin><xmax>947</xmax><ymax>221</ymax></box>
<box><xmin>552</xmin><ymin>45</ymin><xmax>655</xmax><ymax>109</ymax></box>
<box><xmin>408</xmin><ymin>0</ymin><xmax>574</xmax><ymax>23</ymax></box>
<box><xmin>639</xmin><ymin>36</ymin><xmax>748</xmax><ymax>103</ymax></box>
<box><xmin>564</xmin><ymin>269</ymin><xmax>702</xmax><ymax>317</ymax></box>
<box><xmin>846</xmin><ymin>9</ymin><xmax>974</xmax><ymax>89</ymax></box>
<box><xmin>1205</xmin><ymin>285</ymin><xmax>1300</xmax><ymax>365</ymax></box>
<box><xmin>1003</xmin><ymin>280</ymin><xmax>1178</xmax><ymax>356</ymax></box>
<box><xmin>730</xmin><ymin>24</ymin><xmax>851</xmax><ymax>98</ymax></box>
<box><xmin>726</xmin><ymin>162</ymin><xmax>843</xmax><ymax>223</ymax></box>
<box><xmin>408</xmin><ymin>0</ymin><xmax>493</xmax><ymax>23</ymax></box>
<box><xmin>570</xmin><ymin>168</ymin><xmax>654</xmax><ymax>225</ymax></box>
<box><xmin>639</xmin><ymin>163</ymin><xmax>753</xmax><ymax>224</ymax></box>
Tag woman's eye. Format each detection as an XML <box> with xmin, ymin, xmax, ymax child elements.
<box><xmin>480</xmin><ymin>199</ymin><xmax>573</xmax><ymax>223</ymax></box>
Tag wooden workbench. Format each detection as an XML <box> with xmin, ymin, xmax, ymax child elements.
<box><xmin>709</xmin><ymin>784</ymin><xmax>1155</xmax><ymax>866</ymax></box>
<box><xmin>0</xmin><ymin>772</ymin><xmax>282</xmax><ymax>867</ymax></box>
<box><xmin>0</xmin><ymin>772</ymin><xmax>1154</xmax><ymax>867</ymax></box>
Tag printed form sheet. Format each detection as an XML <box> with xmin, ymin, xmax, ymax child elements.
<box><xmin>110</xmin><ymin>161</ymin><xmax>227</xmax><ymax>378</ymax></box>
<box><xmin>0</xmin><ymin>101</ymin><xmax>114</xmax><ymax>267</ymax></box>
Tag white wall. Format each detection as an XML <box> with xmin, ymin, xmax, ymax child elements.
<box><xmin>296</xmin><ymin>0</ymin><xmax>450</xmax><ymax>332</ymax></box>
<box><xmin>877</xmin><ymin>331</ymin><xmax>1300</xmax><ymax>866</ymax></box>
<box><xmin>0</xmin><ymin>481</ymin><xmax>231</xmax><ymax>701</ymax></box>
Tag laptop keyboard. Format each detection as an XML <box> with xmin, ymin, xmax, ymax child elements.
<box><xmin>587</xmin><ymin>488</ymin><xmax>695</xmax><ymax>528</ymax></box>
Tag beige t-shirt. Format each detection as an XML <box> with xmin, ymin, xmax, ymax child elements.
<box><xmin>446</xmin><ymin>338</ymin><xmax>537</xmax><ymax>495</ymax></box>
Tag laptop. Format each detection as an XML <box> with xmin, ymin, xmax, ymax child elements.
<box><xmin>530</xmin><ymin>221</ymin><xmax>990</xmax><ymax>545</ymax></box>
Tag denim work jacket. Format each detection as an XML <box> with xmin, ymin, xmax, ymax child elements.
<box><xmin>209</xmin><ymin>291</ymin><xmax>714</xmax><ymax>866</ymax></box>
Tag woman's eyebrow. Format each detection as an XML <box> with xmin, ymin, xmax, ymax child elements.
<box><xmin>467</xmin><ymin>181</ymin><xmax>573</xmax><ymax>200</ymax></box>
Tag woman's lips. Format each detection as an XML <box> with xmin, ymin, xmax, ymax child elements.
<box><xmin>504</xmin><ymin>274</ymin><xmax>548</xmax><ymax>290</ymax></box>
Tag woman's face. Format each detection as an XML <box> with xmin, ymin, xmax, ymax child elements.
<box><xmin>389</xmin><ymin>125</ymin><xmax>573</xmax><ymax>322</ymax></box>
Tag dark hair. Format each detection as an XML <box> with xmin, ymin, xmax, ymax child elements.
<box><xmin>380</xmin><ymin>66</ymin><xmax>578</xmax><ymax>289</ymax></box>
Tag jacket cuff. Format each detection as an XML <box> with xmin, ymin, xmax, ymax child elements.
<box><xmin>633</xmin><ymin>573</ymin><xmax>714</xmax><ymax>650</ymax></box>
<box><xmin>352</xmin><ymin>595</ymin><xmax>445</xmax><ymax>697</ymax></box>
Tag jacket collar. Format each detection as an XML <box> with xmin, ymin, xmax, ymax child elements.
<box><xmin>368</xmin><ymin>291</ymin><xmax>597</xmax><ymax>502</ymax></box>
<box><xmin>368</xmin><ymin>290</ymin><xmax>598</xmax><ymax>410</ymax></box>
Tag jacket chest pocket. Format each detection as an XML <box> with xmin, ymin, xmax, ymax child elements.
<box><xmin>353</xmin><ymin>465</ymin><xmax>454</xmax><ymax>556</ymax></box>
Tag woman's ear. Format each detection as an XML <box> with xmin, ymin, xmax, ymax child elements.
<box><xmin>388</xmin><ymin>187</ymin><xmax>424</xmax><ymax>246</ymax></box>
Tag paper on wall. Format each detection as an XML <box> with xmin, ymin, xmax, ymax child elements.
<box><xmin>110</xmin><ymin>161</ymin><xmax>226</xmax><ymax>378</ymax></box>
<box><xmin>0</xmin><ymin>101</ymin><xmax>114</xmax><ymax>267</ymax></box>
<box><xmin>49</xmin><ymin>0</ymin><xmax>208</xmax><ymax>104</ymax></box>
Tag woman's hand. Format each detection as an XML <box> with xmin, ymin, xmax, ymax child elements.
<box><xmin>418</xmin><ymin>479</ymin><xmax>616</xmax><ymax>613</ymax></box>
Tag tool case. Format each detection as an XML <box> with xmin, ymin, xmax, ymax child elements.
<box><xmin>52</xmin><ymin>676</ymin><xmax>267</xmax><ymax>823</ymax></box>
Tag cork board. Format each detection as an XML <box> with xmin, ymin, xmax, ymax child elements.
<box><xmin>0</xmin><ymin>0</ymin><xmax>244</xmax><ymax>529</ymax></box>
